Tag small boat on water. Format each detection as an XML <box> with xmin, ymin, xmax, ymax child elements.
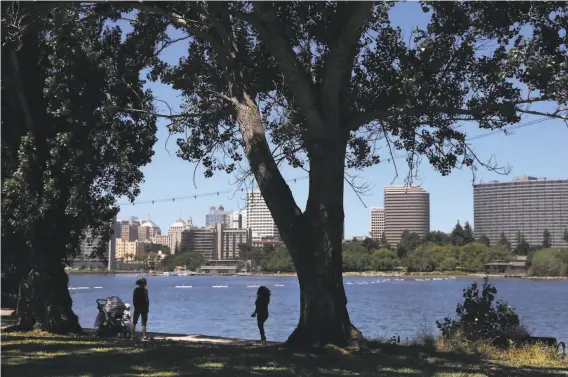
<box><xmin>69</xmin><ymin>286</ymin><xmax>89</xmax><ymax>290</ymax></box>
<box><xmin>212</xmin><ymin>284</ymin><xmax>229</xmax><ymax>288</ymax></box>
<box><xmin>346</xmin><ymin>282</ymin><xmax>354</xmax><ymax>285</ymax></box>
<box><xmin>175</xmin><ymin>285</ymin><xmax>193</xmax><ymax>288</ymax></box>
<box><xmin>274</xmin><ymin>284</ymin><xmax>285</xmax><ymax>287</ymax></box>
<box><xmin>247</xmin><ymin>285</ymin><xmax>260</xmax><ymax>288</ymax></box>
<box><xmin>93</xmin><ymin>286</ymin><xmax>103</xmax><ymax>289</ymax></box>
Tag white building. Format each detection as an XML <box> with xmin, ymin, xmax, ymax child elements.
<box><xmin>369</xmin><ymin>207</ymin><xmax>385</xmax><ymax>240</ymax></box>
<box><xmin>168</xmin><ymin>218</ymin><xmax>190</xmax><ymax>253</ymax></box>
<box><xmin>247</xmin><ymin>191</ymin><xmax>279</xmax><ymax>241</ymax></box>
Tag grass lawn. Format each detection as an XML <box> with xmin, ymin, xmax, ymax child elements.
<box><xmin>1</xmin><ymin>331</ymin><xmax>567</xmax><ymax>377</ymax></box>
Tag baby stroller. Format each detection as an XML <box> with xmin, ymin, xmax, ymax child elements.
<box><xmin>94</xmin><ymin>296</ymin><xmax>132</xmax><ymax>338</ymax></box>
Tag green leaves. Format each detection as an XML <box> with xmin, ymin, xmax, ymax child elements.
<box><xmin>2</xmin><ymin>3</ymin><xmax>157</xmax><ymax>271</ymax></box>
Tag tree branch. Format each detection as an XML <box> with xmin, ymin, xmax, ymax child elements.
<box><xmin>238</xmin><ymin>5</ymin><xmax>328</xmax><ymax>139</ymax></box>
<box><xmin>321</xmin><ymin>2</ymin><xmax>374</xmax><ymax>116</ymax></box>
<box><xmin>348</xmin><ymin>96</ymin><xmax>557</xmax><ymax>130</ymax></box>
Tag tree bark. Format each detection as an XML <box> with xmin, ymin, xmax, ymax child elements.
<box><xmin>16</xmin><ymin>260</ymin><xmax>81</xmax><ymax>333</ymax></box>
<box><xmin>286</xmin><ymin>138</ymin><xmax>364</xmax><ymax>348</ymax></box>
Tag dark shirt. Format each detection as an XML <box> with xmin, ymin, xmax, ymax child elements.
<box><xmin>255</xmin><ymin>295</ymin><xmax>269</xmax><ymax>316</ymax></box>
<box><xmin>133</xmin><ymin>286</ymin><xmax>149</xmax><ymax>312</ymax></box>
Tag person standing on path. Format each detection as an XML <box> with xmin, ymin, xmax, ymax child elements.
<box><xmin>132</xmin><ymin>278</ymin><xmax>149</xmax><ymax>340</ymax></box>
<box><xmin>251</xmin><ymin>286</ymin><xmax>271</xmax><ymax>342</ymax></box>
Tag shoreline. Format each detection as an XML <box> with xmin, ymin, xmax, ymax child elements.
<box><xmin>66</xmin><ymin>270</ymin><xmax>568</xmax><ymax>280</ymax></box>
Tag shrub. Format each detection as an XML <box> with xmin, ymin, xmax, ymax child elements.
<box><xmin>436</xmin><ymin>277</ymin><xmax>524</xmax><ymax>347</ymax></box>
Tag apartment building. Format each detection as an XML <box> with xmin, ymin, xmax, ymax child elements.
<box><xmin>474</xmin><ymin>176</ymin><xmax>568</xmax><ymax>248</ymax></box>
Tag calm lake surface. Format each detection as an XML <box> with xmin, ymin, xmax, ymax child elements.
<box><xmin>69</xmin><ymin>275</ymin><xmax>568</xmax><ymax>342</ymax></box>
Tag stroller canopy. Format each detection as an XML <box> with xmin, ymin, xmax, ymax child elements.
<box><xmin>101</xmin><ymin>296</ymin><xmax>127</xmax><ymax>316</ymax></box>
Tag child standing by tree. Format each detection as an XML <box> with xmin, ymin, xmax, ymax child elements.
<box><xmin>132</xmin><ymin>278</ymin><xmax>150</xmax><ymax>340</ymax></box>
<box><xmin>251</xmin><ymin>286</ymin><xmax>271</xmax><ymax>342</ymax></box>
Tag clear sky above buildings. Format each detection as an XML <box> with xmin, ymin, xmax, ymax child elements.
<box><xmin>116</xmin><ymin>3</ymin><xmax>568</xmax><ymax>238</ymax></box>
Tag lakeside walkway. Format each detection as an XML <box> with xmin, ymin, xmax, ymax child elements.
<box><xmin>2</xmin><ymin>308</ymin><xmax>279</xmax><ymax>346</ymax></box>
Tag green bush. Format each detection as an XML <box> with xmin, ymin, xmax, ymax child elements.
<box><xmin>530</xmin><ymin>248</ymin><xmax>568</xmax><ymax>277</ymax></box>
<box><xmin>436</xmin><ymin>277</ymin><xmax>523</xmax><ymax>347</ymax></box>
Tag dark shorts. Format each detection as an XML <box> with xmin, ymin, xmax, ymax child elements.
<box><xmin>133</xmin><ymin>310</ymin><xmax>148</xmax><ymax>325</ymax></box>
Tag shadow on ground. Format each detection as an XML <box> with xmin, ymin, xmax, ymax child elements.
<box><xmin>2</xmin><ymin>333</ymin><xmax>567</xmax><ymax>377</ymax></box>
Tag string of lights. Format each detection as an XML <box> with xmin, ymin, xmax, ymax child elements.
<box><xmin>117</xmin><ymin>116</ymin><xmax>553</xmax><ymax>206</ymax></box>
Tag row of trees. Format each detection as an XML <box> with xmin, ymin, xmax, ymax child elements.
<box><xmin>2</xmin><ymin>2</ymin><xmax>566</xmax><ymax>346</ymax></box>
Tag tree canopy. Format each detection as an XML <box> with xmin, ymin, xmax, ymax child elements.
<box><xmin>1</xmin><ymin>2</ymin><xmax>157</xmax><ymax>332</ymax></box>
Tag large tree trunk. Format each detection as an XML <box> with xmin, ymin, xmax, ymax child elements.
<box><xmin>16</xmin><ymin>258</ymin><xmax>81</xmax><ymax>333</ymax></box>
<box><xmin>286</xmin><ymin>138</ymin><xmax>363</xmax><ymax>347</ymax></box>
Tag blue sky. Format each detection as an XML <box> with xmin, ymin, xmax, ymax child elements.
<box><xmin>117</xmin><ymin>3</ymin><xmax>568</xmax><ymax>237</ymax></box>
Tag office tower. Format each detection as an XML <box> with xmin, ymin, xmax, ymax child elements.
<box><xmin>247</xmin><ymin>191</ymin><xmax>279</xmax><ymax>241</ymax></box>
<box><xmin>474</xmin><ymin>176</ymin><xmax>568</xmax><ymax>248</ymax></box>
<box><xmin>205</xmin><ymin>206</ymin><xmax>231</xmax><ymax>227</ymax></box>
<box><xmin>185</xmin><ymin>226</ymin><xmax>216</xmax><ymax>260</ymax></box>
<box><xmin>120</xmin><ymin>217</ymin><xmax>140</xmax><ymax>242</ymax></box>
<box><xmin>384</xmin><ymin>186</ymin><xmax>430</xmax><ymax>246</ymax></box>
<box><xmin>214</xmin><ymin>223</ymin><xmax>252</xmax><ymax>260</ymax></box>
<box><xmin>369</xmin><ymin>207</ymin><xmax>385</xmax><ymax>240</ymax></box>
<box><xmin>138</xmin><ymin>220</ymin><xmax>161</xmax><ymax>242</ymax></box>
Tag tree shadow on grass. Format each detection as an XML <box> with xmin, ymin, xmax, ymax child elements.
<box><xmin>2</xmin><ymin>333</ymin><xmax>567</xmax><ymax>377</ymax></box>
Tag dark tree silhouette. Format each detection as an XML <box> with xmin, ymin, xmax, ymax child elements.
<box><xmin>542</xmin><ymin>229</ymin><xmax>551</xmax><ymax>248</ymax></box>
<box><xmin>478</xmin><ymin>234</ymin><xmax>491</xmax><ymax>247</ymax></box>
<box><xmin>498</xmin><ymin>232</ymin><xmax>511</xmax><ymax>251</ymax></box>
<box><xmin>2</xmin><ymin>3</ymin><xmax>156</xmax><ymax>332</ymax></box>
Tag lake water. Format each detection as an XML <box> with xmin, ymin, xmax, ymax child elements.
<box><xmin>69</xmin><ymin>275</ymin><xmax>568</xmax><ymax>342</ymax></box>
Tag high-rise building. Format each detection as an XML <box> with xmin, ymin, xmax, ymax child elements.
<box><xmin>168</xmin><ymin>219</ymin><xmax>189</xmax><ymax>253</ymax></box>
<box><xmin>230</xmin><ymin>211</ymin><xmax>243</xmax><ymax>229</ymax></box>
<box><xmin>241</xmin><ymin>209</ymin><xmax>248</xmax><ymax>229</ymax></box>
<box><xmin>120</xmin><ymin>217</ymin><xmax>140</xmax><ymax>242</ymax></box>
<box><xmin>247</xmin><ymin>191</ymin><xmax>279</xmax><ymax>241</ymax></box>
<box><xmin>474</xmin><ymin>176</ymin><xmax>568</xmax><ymax>248</ymax></box>
<box><xmin>138</xmin><ymin>220</ymin><xmax>161</xmax><ymax>242</ymax></box>
<box><xmin>214</xmin><ymin>223</ymin><xmax>252</xmax><ymax>260</ymax></box>
<box><xmin>185</xmin><ymin>226</ymin><xmax>216</xmax><ymax>260</ymax></box>
<box><xmin>369</xmin><ymin>207</ymin><xmax>385</xmax><ymax>240</ymax></box>
<box><xmin>384</xmin><ymin>186</ymin><xmax>430</xmax><ymax>246</ymax></box>
<box><xmin>205</xmin><ymin>206</ymin><xmax>231</xmax><ymax>227</ymax></box>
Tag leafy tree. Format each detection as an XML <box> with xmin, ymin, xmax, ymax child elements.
<box><xmin>397</xmin><ymin>230</ymin><xmax>422</xmax><ymax>259</ymax></box>
<box><xmin>342</xmin><ymin>249</ymin><xmax>372</xmax><ymax>272</ymax></box>
<box><xmin>513</xmin><ymin>231</ymin><xmax>530</xmax><ymax>255</ymax></box>
<box><xmin>439</xmin><ymin>257</ymin><xmax>458</xmax><ymax>271</ymax></box>
<box><xmin>463</xmin><ymin>222</ymin><xmax>475</xmax><ymax>245</ymax></box>
<box><xmin>478</xmin><ymin>234</ymin><xmax>491</xmax><ymax>247</ymax></box>
<box><xmin>262</xmin><ymin>247</ymin><xmax>295</xmax><ymax>272</ymax></box>
<box><xmin>52</xmin><ymin>1</ymin><xmax>568</xmax><ymax>345</ymax></box>
<box><xmin>238</xmin><ymin>244</ymin><xmax>264</xmax><ymax>266</ymax></box>
<box><xmin>530</xmin><ymin>248</ymin><xmax>568</xmax><ymax>277</ymax></box>
<box><xmin>362</xmin><ymin>237</ymin><xmax>380</xmax><ymax>254</ymax></box>
<box><xmin>542</xmin><ymin>229</ymin><xmax>551</xmax><ymax>249</ymax></box>
<box><xmin>174</xmin><ymin>240</ymin><xmax>180</xmax><ymax>254</ymax></box>
<box><xmin>370</xmin><ymin>249</ymin><xmax>400</xmax><ymax>271</ymax></box>
<box><xmin>162</xmin><ymin>252</ymin><xmax>204</xmax><ymax>271</ymax></box>
<box><xmin>379</xmin><ymin>231</ymin><xmax>390</xmax><ymax>249</ymax></box>
<box><xmin>1</xmin><ymin>3</ymin><xmax>156</xmax><ymax>333</ymax></box>
<box><xmin>498</xmin><ymin>232</ymin><xmax>511</xmax><ymax>251</ymax></box>
<box><xmin>450</xmin><ymin>221</ymin><xmax>465</xmax><ymax>246</ymax></box>
<box><xmin>422</xmin><ymin>231</ymin><xmax>450</xmax><ymax>246</ymax></box>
